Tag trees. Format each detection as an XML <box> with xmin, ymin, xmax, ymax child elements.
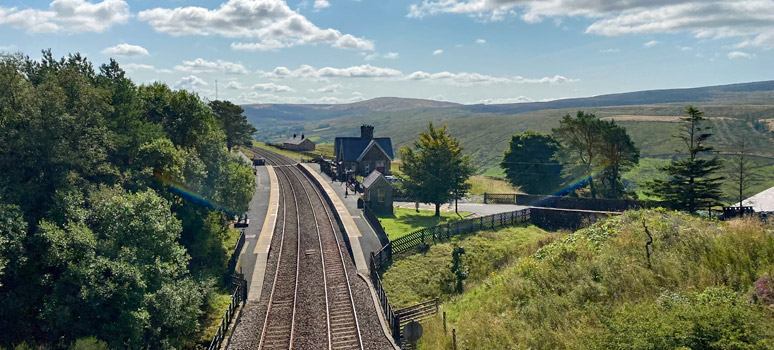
<box><xmin>0</xmin><ymin>52</ymin><xmax>255</xmax><ymax>348</ymax></box>
<box><xmin>646</xmin><ymin>106</ymin><xmax>724</xmax><ymax>212</ymax></box>
<box><xmin>552</xmin><ymin>111</ymin><xmax>639</xmax><ymax>199</ymax></box>
<box><xmin>727</xmin><ymin>137</ymin><xmax>758</xmax><ymax>209</ymax></box>
<box><xmin>596</xmin><ymin>122</ymin><xmax>639</xmax><ymax>199</ymax></box>
<box><xmin>500</xmin><ymin>131</ymin><xmax>563</xmax><ymax>194</ymax></box>
<box><xmin>399</xmin><ymin>123</ymin><xmax>475</xmax><ymax>216</ymax></box>
<box><xmin>209</xmin><ymin>100</ymin><xmax>256</xmax><ymax>151</ymax></box>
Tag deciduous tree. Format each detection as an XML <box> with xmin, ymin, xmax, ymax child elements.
<box><xmin>399</xmin><ymin>123</ymin><xmax>475</xmax><ymax>216</ymax></box>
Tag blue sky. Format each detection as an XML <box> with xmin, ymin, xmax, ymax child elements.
<box><xmin>1</xmin><ymin>0</ymin><xmax>773</xmax><ymax>104</ymax></box>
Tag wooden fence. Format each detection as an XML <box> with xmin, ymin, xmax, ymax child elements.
<box><xmin>483</xmin><ymin>193</ymin><xmax>516</xmax><ymax>204</ymax></box>
<box><xmin>370</xmin><ymin>208</ymin><xmax>530</xmax><ymax>271</ymax></box>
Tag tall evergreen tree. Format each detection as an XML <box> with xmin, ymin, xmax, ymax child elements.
<box><xmin>500</xmin><ymin>131</ymin><xmax>564</xmax><ymax>194</ymax></box>
<box><xmin>646</xmin><ymin>106</ymin><xmax>724</xmax><ymax>212</ymax></box>
<box><xmin>727</xmin><ymin>136</ymin><xmax>758</xmax><ymax>209</ymax></box>
<box><xmin>399</xmin><ymin>123</ymin><xmax>475</xmax><ymax>216</ymax></box>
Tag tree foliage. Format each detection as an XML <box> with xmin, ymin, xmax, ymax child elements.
<box><xmin>399</xmin><ymin>123</ymin><xmax>475</xmax><ymax>216</ymax></box>
<box><xmin>500</xmin><ymin>131</ymin><xmax>563</xmax><ymax>194</ymax></box>
<box><xmin>209</xmin><ymin>100</ymin><xmax>256</xmax><ymax>151</ymax></box>
<box><xmin>0</xmin><ymin>51</ymin><xmax>256</xmax><ymax>348</ymax></box>
<box><xmin>552</xmin><ymin>111</ymin><xmax>639</xmax><ymax>198</ymax></box>
<box><xmin>646</xmin><ymin>106</ymin><xmax>724</xmax><ymax>212</ymax></box>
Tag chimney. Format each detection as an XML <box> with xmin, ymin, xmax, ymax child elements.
<box><xmin>301</xmin><ymin>134</ymin><xmax>305</xmax><ymax>139</ymax></box>
<box><xmin>293</xmin><ymin>133</ymin><xmax>297</xmax><ymax>138</ymax></box>
<box><xmin>360</xmin><ymin>125</ymin><xmax>374</xmax><ymax>139</ymax></box>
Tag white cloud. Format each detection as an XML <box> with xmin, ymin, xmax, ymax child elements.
<box><xmin>174</xmin><ymin>58</ymin><xmax>248</xmax><ymax>75</ymax></box>
<box><xmin>406</xmin><ymin>71</ymin><xmax>576</xmax><ymax>86</ymax></box>
<box><xmin>407</xmin><ymin>0</ymin><xmax>774</xmax><ymax>50</ymax></box>
<box><xmin>474</xmin><ymin>96</ymin><xmax>535</xmax><ymax>104</ymax></box>
<box><xmin>122</xmin><ymin>63</ymin><xmax>155</xmax><ymax>72</ymax></box>
<box><xmin>252</xmin><ymin>82</ymin><xmax>295</xmax><ymax>92</ymax></box>
<box><xmin>237</xmin><ymin>91</ymin><xmax>364</xmax><ymax>104</ymax></box>
<box><xmin>312</xmin><ymin>83</ymin><xmax>343</xmax><ymax>93</ymax></box>
<box><xmin>176</xmin><ymin>75</ymin><xmax>209</xmax><ymax>90</ymax></box>
<box><xmin>226</xmin><ymin>81</ymin><xmax>245</xmax><ymax>89</ymax></box>
<box><xmin>364</xmin><ymin>52</ymin><xmax>399</xmax><ymax>60</ymax></box>
<box><xmin>433</xmin><ymin>49</ymin><xmax>444</xmax><ymax>55</ymax></box>
<box><xmin>475</xmin><ymin>38</ymin><xmax>486</xmax><ymax>44</ymax></box>
<box><xmin>599</xmin><ymin>48</ymin><xmax>620</xmax><ymax>53</ymax></box>
<box><xmin>139</xmin><ymin>0</ymin><xmax>373</xmax><ymax>51</ymax></box>
<box><xmin>101</xmin><ymin>43</ymin><xmax>149</xmax><ymax>57</ymax></box>
<box><xmin>0</xmin><ymin>45</ymin><xmax>16</xmax><ymax>51</ymax></box>
<box><xmin>0</xmin><ymin>0</ymin><xmax>129</xmax><ymax>34</ymax></box>
<box><xmin>643</xmin><ymin>40</ymin><xmax>660</xmax><ymax>48</ymax></box>
<box><xmin>262</xmin><ymin>64</ymin><xmax>403</xmax><ymax>80</ymax></box>
<box><xmin>728</xmin><ymin>51</ymin><xmax>754</xmax><ymax>59</ymax></box>
<box><xmin>680</xmin><ymin>46</ymin><xmax>693</xmax><ymax>51</ymax></box>
<box><xmin>314</xmin><ymin>0</ymin><xmax>331</xmax><ymax>9</ymax></box>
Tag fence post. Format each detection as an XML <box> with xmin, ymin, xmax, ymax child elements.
<box><xmin>393</xmin><ymin>315</ymin><xmax>402</xmax><ymax>345</ymax></box>
<box><xmin>443</xmin><ymin>312</ymin><xmax>447</xmax><ymax>334</ymax></box>
<box><xmin>453</xmin><ymin>329</ymin><xmax>457</xmax><ymax>350</ymax></box>
<box><xmin>484</xmin><ymin>193</ymin><xmax>487</xmax><ymax>204</ymax></box>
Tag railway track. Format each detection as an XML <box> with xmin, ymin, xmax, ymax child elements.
<box><xmin>254</xmin><ymin>146</ymin><xmax>363</xmax><ymax>350</ymax></box>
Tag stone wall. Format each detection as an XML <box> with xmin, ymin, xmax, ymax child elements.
<box><xmin>529</xmin><ymin>207</ymin><xmax>617</xmax><ymax>231</ymax></box>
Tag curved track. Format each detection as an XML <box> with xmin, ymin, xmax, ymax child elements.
<box><xmin>253</xmin><ymin>146</ymin><xmax>363</xmax><ymax>350</ymax></box>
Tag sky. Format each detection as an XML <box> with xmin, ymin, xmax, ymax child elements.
<box><xmin>1</xmin><ymin>0</ymin><xmax>773</xmax><ymax>105</ymax></box>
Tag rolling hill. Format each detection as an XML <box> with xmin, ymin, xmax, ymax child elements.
<box><xmin>245</xmin><ymin>80</ymin><xmax>774</xmax><ymax>200</ymax></box>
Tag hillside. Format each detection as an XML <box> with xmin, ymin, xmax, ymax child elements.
<box><xmin>414</xmin><ymin>211</ymin><xmax>774</xmax><ymax>349</ymax></box>
<box><xmin>247</xmin><ymin>80</ymin><xmax>774</xmax><ymax>200</ymax></box>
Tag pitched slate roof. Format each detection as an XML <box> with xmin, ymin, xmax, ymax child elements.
<box><xmin>334</xmin><ymin>137</ymin><xmax>394</xmax><ymax>161</ymax></box>
<box><xmin>362</xmin><ymin>170</ymin><xmax>392</xmax><ymax>189</ymax></box>
<box><xmin>284</xmin><ymin>137</ymin><xmax>313</xmax><ymax>145</ymax></box>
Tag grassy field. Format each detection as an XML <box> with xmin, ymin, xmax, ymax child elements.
<box><xmin>376</xmin><ymin>207</ymin><xmax>471</xmax><ymax>240</ymax></box>
<box><xmin>466</xmin><ymin>175</ymin><xmax>519</xmax><ymax>194</ymax></box>
<box><xmin>416</xmin><ymin>211</ymin><xmax>774</xmax><ymax>349</ymax></box>
<box><xmin>381</xmin><ymin>224</ymin><xmax>553</xmax><ymax>307</ymax></box>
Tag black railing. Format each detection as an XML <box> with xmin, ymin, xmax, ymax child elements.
<box><xmin>207</xmin><ymin>275</ymin><xmax>247</xmax><ymax>350</ymax></box>
<box><xmin>363</xmin><ymin>205</ymin><xmax>390</xmax><ymax>246</ymax></box>
<box><xmin>389</xmin><ymin>208</ymin><xmax>530</xmax><ymax>256</ymax></box>
<box><xmin>226</xmin><ymin>230</ymin><xmax>246</xmax><ymax>285</ymax></box>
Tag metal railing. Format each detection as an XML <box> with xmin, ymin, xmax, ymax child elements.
<box><xmin>207</xmin><ymin>275</ymin><xmax>248</xmax><ymax>350</ymax></box>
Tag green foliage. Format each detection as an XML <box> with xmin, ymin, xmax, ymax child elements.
<box><xmin>417</xmin><ymin>211</ymin><xmax>774</xmax><ymax>349</ymax></box>
<box><xmin>375</xmin><ymin>207</ymin><xmax>470</xmax><ymax>240</ymax></box>
<box><xmin>381</xmin><ymin>225</ymin><xmax>550</xmax><ymax>307</ymax></box>
<box><xmin>209</xmin><ymin>100</ymin><xmax>256</xmax><ymax>151</ymax></box>
<box><xmin>552</xmin><ymin>111</ymin><xmax>639</xmax><ymax>199</ymax></box>
<box><xmin>399</xmin><ymin>123</ymin><xmax>475</xmax><ymax>216</ymax></box>
<box><xmin>0</xmin><ymin>51</ymin><xmax>255</xmax><ymax>349</ymax></box>
<box><xmin>646</xmin><ymin>106</ymin><xmax>725</xmax><ymax>212</ymax></box>
<box><xmin>449</xmin><ymin>244</ymin><xmax>468</xmax><ymax>294</ymax></box>
<box><xmin>500</xmin><ymin>131</ymin><xmax>563</xmax><ymax>194</ymax></box>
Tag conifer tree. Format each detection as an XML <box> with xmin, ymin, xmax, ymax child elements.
<box><xmin>646</xmin><ymin>106</ymin><xmax>724</xmax><ymax>212</ymax></box>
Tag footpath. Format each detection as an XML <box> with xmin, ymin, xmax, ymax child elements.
<box><xmin>301</xmin><ymin>163</ymin><xmax>385</xmax><ymax>270</ymax></box>
<box><xmin>235</xmin><ymin>164</ymin><xmax>279</xmax><ymax>301</ymax></box>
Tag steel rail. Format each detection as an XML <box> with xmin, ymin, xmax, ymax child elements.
<box><xmin>258</xmin><ymin>165</ymin><xmax>302</xmax><ymax>350</ymax></box>
<box><xmin>285</xmin><ymin>166</ymin><xmax>334</xmax><ymax>349</ymax></box>
<box><xmin>291</xmin><ymin>165</ymin><xmax>364</xmax><ymax>350</ymax></box>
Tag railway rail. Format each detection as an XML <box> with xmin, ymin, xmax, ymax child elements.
<box><xmin>254</xmin><ymin>145</ymin><xmax>363</xmax><ymax>350</ymax></box>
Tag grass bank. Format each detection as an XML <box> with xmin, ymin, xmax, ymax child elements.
<box><xmin>418</xmin><ymin>210</ymin><xmax>774</xmax><ymax>349</ymax></box>
<box><xmin>466</xmin><ymin>175</ymin><xmax>518</xmax><ymax>195</ymax></box>
<box><xmin>376</xmin><ymin>207</ymin><xmax>471</xmax><ymax>240</ymax></box>
<box><xmin>381</xmin><ymin>225</ymin><xmax>553</xmax><ymax>307</ymax></box>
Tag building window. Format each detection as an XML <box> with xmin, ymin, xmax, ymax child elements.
<box><xmin>378</xmin><ymin>188</ymin><xmax>385</xmax><ymax>202</ymax></box>
<box><xmin>364</xmin><ymin>161</ymin><xmax>370</xmax><ymax>174</ymax></box>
